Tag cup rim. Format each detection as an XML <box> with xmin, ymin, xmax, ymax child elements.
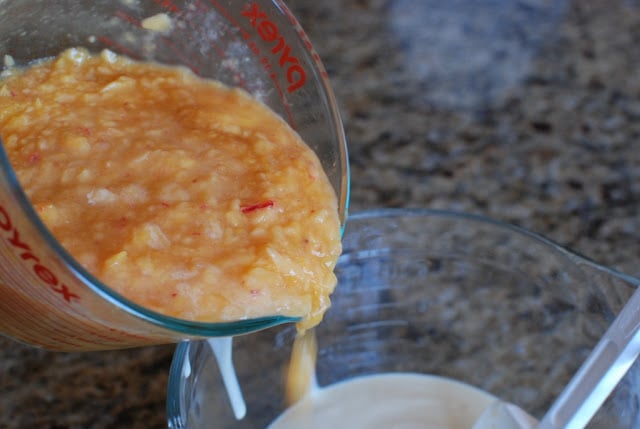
<box><xmin>343</xmin><ymin>208</ymin><xmax>640</xmax><ymax>286</ymax></box>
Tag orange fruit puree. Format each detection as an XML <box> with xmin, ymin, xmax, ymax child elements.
<box><xmin>0</xmin><ymin>48</ymin><xmax>341</xmax><ymax>331</ymax></box>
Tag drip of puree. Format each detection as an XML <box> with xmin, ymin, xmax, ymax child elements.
<box><xmin>0</xmin><ymin>48</ymin><xmax>341</xmax><ymax>330</ymax></box>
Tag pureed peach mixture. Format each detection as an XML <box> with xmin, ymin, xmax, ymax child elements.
<box><xmin>0</xmin><ymin>48</ymin><xmax>341</xmax><ymax>331</ymax></box>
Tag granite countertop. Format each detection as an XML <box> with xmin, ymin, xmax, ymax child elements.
<box><xmin>2</xmin><ymin>0</ymin><xmax>640</xmax><ymax>427</ymax></box>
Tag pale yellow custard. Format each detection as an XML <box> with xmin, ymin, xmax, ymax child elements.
<box><xmin>272</xmin><ymin>373</ymin><xmax>499</xmax><ymax>429</ymax></box>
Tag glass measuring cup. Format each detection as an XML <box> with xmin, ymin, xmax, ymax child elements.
<box><xmin>167</xmin><ymin>208</ymin><xmax>640</xmax><ymax>429</ymax></box>
<box><xmin>0</xmin><ymin>0</ymin><xmax>349</xmax><ymax>351</ymax></box>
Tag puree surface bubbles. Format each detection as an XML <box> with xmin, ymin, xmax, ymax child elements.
<box><xmin>0</xmin><ymin>48</ymin><xmax>341</xmax><ymax>330</ymax></box>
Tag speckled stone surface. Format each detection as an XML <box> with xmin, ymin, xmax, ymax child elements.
<box><xmin>2</xmin><ymin>0</ymin><xmax>640</xmax><ymax>427</ymax></box>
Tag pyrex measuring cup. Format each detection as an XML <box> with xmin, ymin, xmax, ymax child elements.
<box><xmin>0</xmin><ymin>0</ymin><xmax>349</xmax><ymax>351</ymax></box>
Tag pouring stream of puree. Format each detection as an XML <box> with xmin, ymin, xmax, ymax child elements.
<box><xmin>207</xmin><ymin>328</ymin><xmax>317</xmax><ymax>421</ymax></box>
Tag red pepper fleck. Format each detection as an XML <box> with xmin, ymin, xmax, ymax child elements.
<box><xmin>115</xmin><ymin>217</ymin><xmax>128</xmax><ymax>228</ymax></box>
<box><xmin>199</xmin><ymin>203</ymin><xmax>209</xmax><ymax>210</ymax></box>
<box><xmin>80</xmin><ymin>127</ymin><xmax>92</xmax><ymax>136</ymax></box>
<box><xmin>27</xmin><ymin>152</ymin><xmax>41</xmax><ymax>163</ymax></box>
<box><xmin>10</xmin><ymin>91</ymin><xmax>16</xmax><ymax>97</ymax></box>
<box><xmin>161</xmin><ymin>202</ymin><xmax>170</xmax><ymax>208</ymax></box>
<box><xmin>241</xmin><ymin>200</ymin><xmax>274</xmax><ymax>214</ymax></box>
<box><xmin>171</xmin><ymin>292</ymin><xmax>178</xmax><ymax>298</ymax></box>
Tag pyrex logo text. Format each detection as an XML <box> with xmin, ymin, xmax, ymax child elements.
<box><xmin>242</xmin><ymin>2</ymin><xmax>307</xmax><ymax>93</ymax></box>
<box><xmin>0</xmin><ymin>205</ymin><xmax>79</xmax><ymax>303</ymax></box>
